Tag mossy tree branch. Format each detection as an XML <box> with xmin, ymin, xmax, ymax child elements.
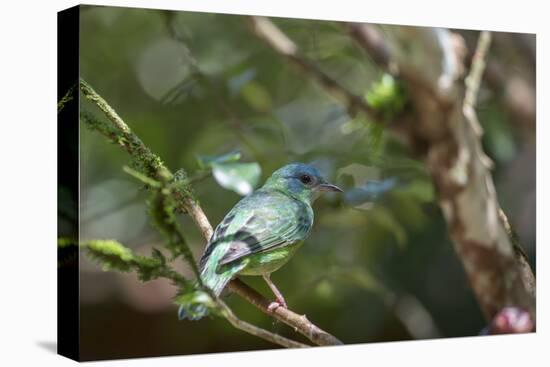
<box><xmin>74</xmin><ymin>238</ymin><xmax>307</xmax><ymax>348</ymax></box>
<box><xmin>78</xmin><ymin>79</ymin><xmax>342</xmax><ymax>347</ymax></box>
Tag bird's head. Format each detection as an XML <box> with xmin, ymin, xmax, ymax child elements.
<box><xmin>262</xmin><ymin>163</ymin><xmax>343</xmax><ymax>203</ymax></box>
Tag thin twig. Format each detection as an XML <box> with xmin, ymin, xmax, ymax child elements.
<box><xmin>346</xmin><ymin>23</ymin><xmax>392</xmax><ymax>68</ymax></box>
<box><xmin>217</xmin><ymin>300</ymin><xmax>310</xmax><ymax>348</ymax></box>
<box><xmin>229</xmin><ymin>279</ymin><xmax>343</xmax><ymax>346</ymax></box>
<box><xmin>248</xmin><ymin>16</ymin><xmax>379</xmax><ymax>122</ymax></box>
<box><xmin>464</xmin><ymin>31</ymin><xmax>491</xmax><ymax>109</ymax></box>
<box><xmin>79</xmin><ymin>79</ymin><xmax>342</xmax><ymax>346</ymax></box>
<box><xmin>462</xmin><ymin>31</ymin><xmax>493</xmax><ymax>158</ymax></box>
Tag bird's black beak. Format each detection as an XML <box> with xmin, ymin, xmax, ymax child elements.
<box><xmin>318</xmin><ymin>183</ymin><xmax>343</xmax><ymax>193</ymax></box>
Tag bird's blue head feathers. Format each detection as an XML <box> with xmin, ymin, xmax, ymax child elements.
<box><xmin>263</xmin><ymin>163</ymin><xmax>342</xmax><ymax>202</ymax></box>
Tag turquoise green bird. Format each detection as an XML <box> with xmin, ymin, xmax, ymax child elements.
<box><xmin>179</xmin><ymin>163</ymin><xmax>342</xmax><ymax>320</ymax></box>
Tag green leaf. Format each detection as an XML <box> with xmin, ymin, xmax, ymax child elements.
<box><xmin>196</xmin><ymin>150</ymin><xmax>242</xmax><ymax>169</ymax></box>
<box><xmin>365</xmin><ymin>73</ymin><xmax>408</xmax><ymax>119</ymax></box>
<box><xmin>211</xmin><ymin>162</ymin><xmax>261</xmax><ymax>196</ymax></box>
<box><xmin>240</xmin><ymin>81</ymin><xmax>272</xmax><ymax>112</ymax></box>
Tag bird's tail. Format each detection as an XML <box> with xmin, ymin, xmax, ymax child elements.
<box><xmin>177</xmin><ymin>301</ymin><xmax>208</xmax><ymax>321</ymax></box>
<box><xmin>178</xmin><ymin>261</ymin><xmax>241</xmax><ymax>321</ymax></box>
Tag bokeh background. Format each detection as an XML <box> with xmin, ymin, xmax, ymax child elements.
<box><xmin>63</xmin><ymin>5</ymin><xmax>535</xmax><ymax>360</ymax></box>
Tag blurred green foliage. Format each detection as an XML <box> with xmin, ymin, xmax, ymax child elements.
<box><xmin>365</xmin><ymin>74</ymin><xmax>408</xmax><ymax>120</ymax></box>
<box><xmin>69</xmin><ymin>5</ymin><xmax>535</xmax><ymax>360</ymax></box>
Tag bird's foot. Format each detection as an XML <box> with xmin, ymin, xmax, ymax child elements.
<box><xmin>267</xmin><ymin>299</ymin><xmax>288</xmax><ymax>313</ymax></box>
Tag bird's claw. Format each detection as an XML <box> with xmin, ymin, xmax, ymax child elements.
<box><xmin>267</xmin><ymin>300</ymin><xmax>288</xmax><ymax>313</ymax></box>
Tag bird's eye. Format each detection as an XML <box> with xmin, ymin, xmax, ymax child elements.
<box><xmin>299</xmin><ymin>174</ymin><xmax>312</xmax><ymax>185</ymax></box>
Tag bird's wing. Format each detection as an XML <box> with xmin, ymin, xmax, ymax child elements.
<box><xmin>199</xmin><ymin>190</ymin><xmax>312</xmax><ymax>269</ymax></box>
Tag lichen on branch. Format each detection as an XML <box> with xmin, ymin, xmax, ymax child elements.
<box><xmin>74</xmin><ymin>78</ymin><xmax>342</xmax><ymax>347</ymax></box>
<box><xmin>80</xmin><ymin>239</ymin><xmax>188</xmax><ymax>285</ymax></box>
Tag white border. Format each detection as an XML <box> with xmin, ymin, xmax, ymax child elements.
<box><xmin>1</xmin><ymin>0</ymin><xmax>546</xmax><ymax>366</ymax></box>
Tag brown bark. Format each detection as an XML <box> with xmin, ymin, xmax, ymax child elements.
<box><xmin>348</xmin><ymin>24</ymin><xmax>535</xmax><ymax>322</ymax></box>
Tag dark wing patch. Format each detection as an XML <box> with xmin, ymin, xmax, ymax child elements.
<box><xmin>199</xmin><ymin>212</ymin><xmax>236</xmax><ymax>269</ymax></box>
<box><xmin>213</xmin><ymin>213</ymin><xmax>235</xmax><ymax>239</ymax></box>
<box><xmin>218</xmin><ymin>209</ymin><xmax>309</xmax><ymax>266</ymax></box>
<box><xmin>217</xmin><ymin>230</ymin><xmax>262</xmax><ymax>265</ymax></box>
<box><xmin>199</xmin><ymin>242</ymin><xmax>215</xmax><ymax>270</ymax></box>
